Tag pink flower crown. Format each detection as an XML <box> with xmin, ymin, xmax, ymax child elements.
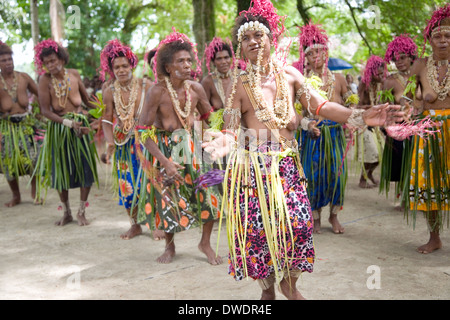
<box><xmin>99</xmin><ymin>39</ymin><xmax>138</xmax><ymax>81</ymax></box>
<box><xmin>34</xmin><ymin>39</ymin><xmax>60</xmax><ymax>75</ymax></box>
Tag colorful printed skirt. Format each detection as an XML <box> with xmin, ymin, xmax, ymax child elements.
<box><xmin>34</xmin><ymin>113</ymin><xmax>98</xmax><ymax>198</ymax></box>
<box><xmin>0</xmin><ymin>114</ymin><xmax>40</xmax><ymax>181</ymax></box>
<box><xmin>224</xmin><ymin>141</ymin><xmax>315</xmax><ymax>282</ymax></box>
<box><xmin>403</xmin><ymin>109</ymin><xmax>450</xmax><ymax>228</ymax></box>
<box><xmin>113</xmin><ymin>136</ymin><xmax>142</xmax><ymax>210</ymax></box>
<box><xmin>137</xmin><ymin>128</ymin><xmax>221</xmax><ymax>233</ymax></box>
<box><xmin>299</xmin><ymin>120</ymin><xmax>347</xmax><ymax>211</ymax></box>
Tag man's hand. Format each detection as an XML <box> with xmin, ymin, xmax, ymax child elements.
<box><xmin>202</xmin><ymin>131</ymin><xmax>235</xmax><ymax>161</ymax></box>
<box><xmin>308</xmin><ymin>120</ymin><xmax>321</xmax><ymax>139</ymax></box>
<box><xmin>363</xmin><ymin>103</ymin><xmax>406</xmax><ymax>127</ymax></box>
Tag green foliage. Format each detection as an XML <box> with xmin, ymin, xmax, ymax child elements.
<box><xmin>1</xmin><ymin>0</ymin><xmax>448</xmax><ymax>78</ymax></box>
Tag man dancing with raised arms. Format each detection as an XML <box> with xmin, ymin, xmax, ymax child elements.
<box><xmin>136</xmin><ymin>29</ymin><xmax>222</xmax><ymax>265</ymax></box>
<box><xmin>100</xmin><ymin>39</ymin><xmax>154</xmax><ymax>240</ymax></box>
<box><xmin>202</xmin><ymin>0</ymin><xmax>404</xmax><ymax>300</ymax></box>
<box><xmin>34</xmin><ymin>39</ymin><xmax>98</xmax><ymax>226</ymax></box>
<box><xmin>0</xmin><ymin>41</ymin><xmax>40</xmax><ymax>207</ymax></box>
<box><xmin>201</xmin><ymin>37</ymin><xmax>234</xmax><ymax>110</ymax></box>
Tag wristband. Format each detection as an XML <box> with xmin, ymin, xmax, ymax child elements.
<box><xmin>221</xmin><ymin>129</ymin><xmax>237</xmax><ymax>141</ymax></box>
<box><xmin>62</xmin><ymin>119</ymin><xmax>74</xmax><ymax>128</ymax></box>
<box><xmin>300</xmin><ymin>117</ymin><xmax>311</xmax><ymax>131</ymax></box>
<box><xmin>315</xmin><ymin>100</ymin><xmax>328</xmax><ymax>116</ymax></box>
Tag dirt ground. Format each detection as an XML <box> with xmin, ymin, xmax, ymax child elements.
<box><xmin>0</xmin><ymin>159</ymin><xmax>449</xmax><ymax>300</ymax></box>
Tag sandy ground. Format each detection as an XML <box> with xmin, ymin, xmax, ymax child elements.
<box><xmin>0</xmin><ymin>159</ymin><xmax>449</xmax><ymax>301</ymax></box>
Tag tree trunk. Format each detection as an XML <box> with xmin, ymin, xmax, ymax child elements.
<box><xmin>192</xmin><ymin>0</ymin><xmax>216</xmax><ymax>73</ymax></box>
<box><xmin>236</xmin><ymin>0</ymin><xmax>252</xmax><ymax>16</ymax></box>
<box><xmin>49</xmin><ymin>0</ymin><xmax>65</xmax><ymax>44</ymax></box>
<box><xmin>296</xmin><ymin>0</ymin><xmax>311</xmax><ymax>25</ymax></box>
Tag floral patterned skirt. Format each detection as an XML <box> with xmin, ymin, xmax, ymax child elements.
<box><xmin>114</xmin><ymin>137</ymin><xmax>141</xmax><ymax>210</ymax></box>
<box><xmin>137</xmin><ymin>129</ymin><xmax>221</xmax><ymax>233</ymax></box>
<box><xmin>225</xmin><ymin>142</ymin><xmax>315</xmax><ymax>281</ymax></box>
<box><xmin>406</xmin><ymin>109</ymin><xmax>450</xmax><ymax>217</ymax></box>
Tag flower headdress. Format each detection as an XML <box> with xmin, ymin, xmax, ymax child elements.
<box><xmin>99</xmin><ymin>39</ymin><xmax>138</xmax><ymax>82</ymax></box>
<box><xmin>203</xmin><ymin>37</ymin><xmax>235</xmax><ymax>74</ymax></box>
<box><xmin>384</xmin><ymin>34</ymin><xmax>418</xmax><ymax>64</ymax></box>
<box><xmin>153</xmin><ymin>27</ymin><xmax>201</xmax><ymax>82</ymax></box>
<box><xmin>362</xmin><ymin>55</ymin><xmax>384</xmax><ymax>88</ymax></box>
<box><xmin>238</xmin><ymin>0</ymin><xmax>286</xmax><ymax>48</ymax></box>
<box><xmin>422</xmin><ymin>4</ymin><xmax>450</xmax><ymax>55</ymax></box>
<box><xmin>297</xmin><ymin>21</ymin><xmax>329</xmax><ymax>75</ymax></box>
<box><xmin>34</xmin><ymin>39</ymin><xmax>60</xmax><ymax>75</ymax></box>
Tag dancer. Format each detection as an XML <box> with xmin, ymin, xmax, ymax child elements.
<box><xmin>100</xmin><ymin>39</ymin><xmax>153</xmax><ymax>239</ymax></box>
<box><xmin>297</xmin><ymin>21</ymin><xmax>357</xmax><ymax>234</ymax></box>
<box><xmin>380</xmin><ymin>35</ymin><xmax>418</xmax><ymax>206</ymax></box>
<box><xmin>0</xmin><ymin>41</ymin><xmax>40</xmax><ymax>207</ymax></box>
<box><xmin>403</xmin><ymin>4</ymin><xmax>450</xmax><ymax>253</ymax></box>
<box><xmin>33</xmin><ymin>39</ymin><xmax>98</xmax><ymax>226</ymax></box>
<box><xmin>136</xmin><ymin>29</ymin><xmax>222</xmax><ymax>265</ymax></box>
<box><xmin>357</xmin><ymin>55</ymin><xmax>386</xmax><ymax>188</ymax></box>
<box><xmin>201</xmin><ymin>37</ymin><xmax>234</xmax><ymax>110</ymax></box>
<box><xmin>202</xmin><ymin>0</ymin><xmax>404</xmax><ymax>300</ymax></box>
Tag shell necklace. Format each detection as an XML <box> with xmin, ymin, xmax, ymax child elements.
<box><xmin>51</xmin><ymin>69</ymin><xmax>71</xmax><ymax>108</ymax></box>
<box><xmin>0</xmin><ymin>71</ymin><xmax>18</xmax><ymax>102</ymax></box>
<box><xmin>164</xmin><ymin>76</ymin><xmax>192</xmax><ymax>119</ymax></box>
<box><xmin>113</xmin><ymin>77</ymin><xmax>139</xmax><ymax>133</ymax></box>
<box><xmin>426</xmin><ymin>56</ymin><xmax>450</xmax><ymax>101</ymax></box>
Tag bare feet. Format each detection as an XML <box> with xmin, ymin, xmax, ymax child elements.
<box><xmin>157</xmin><ymin>243</ymin><xmax>175</xmax><ymax>264</ymax></box>
<box><xmin>329</xmin><ymin>214</ymin><xmax>345</xmax><ymax>234</ymax></box>
<box><xmin>313</xmin><ymin>219</ymin><xmax>321</xmax><ymax>234</ymax></box>
<box><xmin>120</xmin><ymin>224</ymin><xmax>142</xmax><ymax>239</ymax></box>
<box><xmin>279</xmin><ymin>278</ymin><xmax>306</xmax><ymax>300</ymax></box>
<box><xmin>198</xmin><ymin>242</ymin><xmax>223</xmax><ymax>265</ymax></box>
<box><xmin>4</xmin><ymin>196</ymin><xmax>21</xmax><ymax>207</ymax></box>
<box><xmin>152</xmin><ymin>229</ymin><xmax>165</xmax><ymax>241</ymax></box>
<box><xmin>55</xmin><ymin>211</ymin><xmax>73</xmax><ymax>226</ymax></box>
<box><xmin>417</xmin><ymin>233</ymin><xmax>442</xmax><ymax>254</ymax></box>
<box><xmin>359</xmin><ymin>180</ymin><xmax>374</xmax><ymax>189</ymax></box>
<box><xmin>260</xmin><ymin>287</ymin><xmax>276</xmax><ymax>300</ymax></box>
<box><xmin>77</xmin><ymin>211</ymin><xmax>90</xmax><ymax>226</ymax></box>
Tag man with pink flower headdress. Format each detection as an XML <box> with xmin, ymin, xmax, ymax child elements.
<box><xmin>201</xmin><ymin>37</ymin><xmax>234</xmax><ymax>111</ymax></box>
<box><xmin>379</xmin><ymin>35</ymin><xmax>418</xmax><ymax>207</ymax></box>
<box><xmin>356</xmin><ymin>55</ymin><xmax>386</xmax><ymax>189</ymax></box>
<box><xmin>0</xmin><ymin>40</ymin><xmax>40</xmax><ymax>207</ymax></box>
<box><xmin>402</xmin><ymin>4</ymin><xmax>450</xmax><ymax>254</ymax></box>
<box><xmin>136</xmin><ymin>29</ymin><xmax>222</xmax><ymax>265</ymax></box>
<box><xmin>100</xmin><ymin>39</ymin><xmax>153</xmax><ymax>240</ymax></box>
<box><xmin>33</xmin><ymin>39</ymin><xmax>98</xmax><ymax>227</ymax></box>
<box><xmin>202</xmin><ymin>0</ymin><xmax>404</xmax><ymax>300</ymax></box>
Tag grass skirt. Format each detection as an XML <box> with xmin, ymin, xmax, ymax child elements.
<box><xmin>0</xmin><ymin>114</ymin><xmax>40</xmax><ymax>181</ymax></box>
<box><xmin>33</xmin><ymin>113</ymin><xmax>98</xmax><ymax>200</ymax></box>
<box><xmin>299</xmin><ymin>120</ymin><xmax>347</xmax><ymax>211</ymax></box>
<box><xmin>223</xmin><ymin>140</ymin><xmax>314</xmax><ymax>282</ymax></box>
<box><xmin>402</xmin><ymin>109</ymin><xmax>450</xmax><ymax>230</ymax></box>
<box><xmin>137</xmin><ymin>128</ymin><xmax>221</xmax><ymax>233</ymax></box>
